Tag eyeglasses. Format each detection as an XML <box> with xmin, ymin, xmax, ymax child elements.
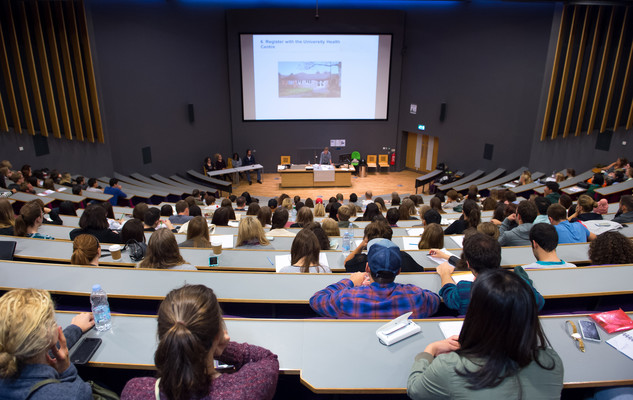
<box><xmin>565</xmin><ymin>320</ymin><xmax>585</xmax><ymax>352</ymax></box>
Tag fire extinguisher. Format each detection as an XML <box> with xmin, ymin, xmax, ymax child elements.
<box><xmin>390</xmin><ymin>151</ymin><xmax>396</xmax><ymax>166</ymax></box>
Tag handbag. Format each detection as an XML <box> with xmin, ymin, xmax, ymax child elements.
<box><xmin>124</xmin><ymin>239</ymin><xmax>147</xmax><ymax>262</ymax></box>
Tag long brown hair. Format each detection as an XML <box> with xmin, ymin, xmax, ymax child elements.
<box><xmin>236</xmin><ymin>217</ymin><xmax>269</xmax><ymax>247</ymax></box>
<box><xmin>71</xmin><ymin>234</ymin><xmax>100</xmax><ymax>265</ymax></box>
<box><xmin>155</xmin><ymin>285</ymin><xmax>223</xmax><ymax>400</ymax></box>
<box><xmin>295</xmin><ymin>206</ymin><xmax>313</xmax><ymax>227</ymax></box>
<box><xmin>138</xmin><ymin>229</ymin><xmax>187</xmax><ymax>269</ymax></box>
<box><xmin>290</xmin><ymin>229</ymin><xmax>322</xmax><ymax>273</ymax></box>
<box><xmin>0</xmin><ymin>199</ymin><xmax>15</xmax><ymax>228</ymax></box>
<box><xmin>185</xmin><ymin>216</ymin><xmax>211</xmax><ymax>248</ymax></box>
<box><xmin>418</xmin><ymin>223</ymin><xmax>444</xmax><ymax>249</ymax></box>
<box><xmin>14</xmin><ymin>201</ymin><xmax>42</xmax><ymax>237</ymax></box>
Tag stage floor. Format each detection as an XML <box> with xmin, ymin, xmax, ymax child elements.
<box><xmin>229</xmin><ymin>169</ymin><xmax>425</xmax><ymax>198</ymax></box>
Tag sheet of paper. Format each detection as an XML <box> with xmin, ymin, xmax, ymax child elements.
<box><xmin>567</xmin><ymin>186</ymin><xmax>584</xmax><ymax>193</ymax></box>
<box><xmin>402</xmin><ymin>238</ymin><xmax>420</xmax><ymax>251</ymax></box>
<box><xmin>56</xmin><ymin>187</ymin><xmax>68</xmax><ymax>192</ymax></box>
<box><xmin>450</xmin><ymin>235</ymin><xmax>465</xmax><ymax>248</ymax></box>
<box><xmin>228</xmin><ymin>220</ymin><xmax>239</xmax><ymax>227</ymax></box>
<box><xmin>427</xmin><ymin>248</ymin><xmax>456</xmax><ymax>264</ymax></box>
<box><xmin>452</xmin><ymin>272</ymin><xmax>475</xmax><ymax>283</ymax></box>
<box><xmin>210</xmin><ymin>234</ymin><xmax>233</xmax><ymax>249</ymax></box>
<box><xmin>407</xmin><ymin>228</ymin><xmax>424</xmax><ymax>237</ymax></box>
<box><xmin>607</xmin><ymin>331</ymin><xmax>633</xmax><ymax>361</ymax></box>
<box><xmin>440</xmin><ymin>218</ymin><xmax>455</xmax><ymax>226</ymax></box>
<box><xmin>439</xmin><ymin>321</ymin><xmax>463</xmax><ymax>339</ymax></box>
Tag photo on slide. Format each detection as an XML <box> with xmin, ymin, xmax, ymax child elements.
<box><xmin>278</xmin><ymin>61</ymin><xmax>341</xmax><ymax>98</ymax></box>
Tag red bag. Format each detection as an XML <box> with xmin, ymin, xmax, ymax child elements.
<box><xmin>590</xmin><ymin>309</ymin><xmax>633</xmax><ymax>334</ymax></box>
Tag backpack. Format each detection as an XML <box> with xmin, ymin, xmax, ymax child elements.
<box><xmin>27</xmin><ymin>379</ymin><xmax>120</xmax><ymax>400</ymax></box>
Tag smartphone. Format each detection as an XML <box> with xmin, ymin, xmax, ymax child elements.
<box><xmin>70</xmin><ymin>338</ymin><xmax>102</xmax><ymax>365</ymax></box>
<box><xmin>579</xmin><ymin>320</ymin><xmax>601</xmax><ymax>342</ymax></box>
<box><xmin>209</xmin><ymin>256</ymin><xmax>219</xmax><ymax>267</ymax></box>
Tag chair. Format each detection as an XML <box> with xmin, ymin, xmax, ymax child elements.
<box><xmin>366</xmin><ymin>155</ymin><xmax>377</xmax><ymax>173</ymax></box>
<box><xmin>350</xmin><ymin>151</ymin><xmax>361</xmax><ymax>174</ymax></box>
<box><xmin>378</xmin><ymin>154</ymin><xmax>389</xmax><ymax>172</ymax></box>
<box><xmin>280</xmin><ymin>156</ymin><xmax>291</xmax><ymax>165</ymax></box>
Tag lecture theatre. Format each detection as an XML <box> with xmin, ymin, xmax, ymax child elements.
<box><xmin>1</xmin><ymin>0</ymin><xmax>633</xmax><ymax>398</ymax></box>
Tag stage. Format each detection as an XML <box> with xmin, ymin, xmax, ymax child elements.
<box><xmin>228</xmin><ymin>169</ymin><xmax>423</xmax><ymax>198</ymax></box>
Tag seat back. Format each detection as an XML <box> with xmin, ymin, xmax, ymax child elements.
<box><xmin>378</xmin><ymin>154</ymin><xmax>388</xmax><ymax>165</ymax></box>
<box><xmin>366</xmin><ymin>155</ymin><xmax>377</xmax><ymax>165</ymax></box>
<box><xmin>281</xmin><ymin>156</ymin><xmax>291</xmax><ymax>165</ymax></box>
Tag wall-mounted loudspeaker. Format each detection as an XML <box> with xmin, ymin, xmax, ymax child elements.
<box><xmin>439</xmin><ymin>103</ymin><xmax>447</xmax><ymax>122</ymax></box>
<box><xmin>595</xmin><ymin>130</ymin><xmax>612</xmax><ymax>151</ymax></box>
<box><xmin>33</xmin><ymin>135</ymin><xmax>50</xmax><ymax>157</ymax></box>
<box><xmin>483</xmin><ymin>143</ymin><xmax>494</xmax><ymax>160</ymax></box>
<box><xmin>142</xmin><ymin>146</ymin><xmax>152</xmax><ymax>164</ymax></box>
<box><xmin>188</xmin><ymin>104</ymin><xmax>195</xmax><ymax>123</ymax></box>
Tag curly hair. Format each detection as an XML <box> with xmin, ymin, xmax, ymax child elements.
<box><xmin>588</xmin><ymin>231</ymin><xmax>633</xmax><ymax>265</ymax></box>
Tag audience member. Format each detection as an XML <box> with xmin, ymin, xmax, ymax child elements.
<box><xmin>236</xmin><ymin>217</ymin><xmax>271</xmax><ymax>248</ymax></box>
<box><xmin>279</xmin><ymin>229</ymin><xmax>331</xmax><ymax>273</ymax></box>
<box><xmin>169</xmin><ymin>200</ymin><xmax>193</xmax><ymax>225</ymax></box>
<box><xmin>547</xmin><ymin>204</ymin><xmax>595</xmax><ymax>243</ymax></box>
<box><xmin>121</xmin><ymin>218</ymin><xmax>145</xmax><ymax>244</ymax></box>
<box><xmin>444</xmin><ymin>199</ymin><xmax>480</xmax><ymax>235</ymax></box>
<box><xmin>435</xmin><ymin>232</ymin><xmax>544</xmax><ymax>315</ymax></box>
<box><xmin>362</xmin><ymin>191</ymin><xmax>373</xmax><ymax>206</ymax></box>
<box><xmin>290</xmin><ymin>206</ymin><xmax>313</xmax><ymax>228</ymax></box>
<box><xmin>337</xmin><ymin>205</ymin><xmax>358</xmax><ymax>229</ymax></box>
<box><xmin>476</xmin><ymin>221</ymin><xmax>499</xmax><ymax>239</ymax></box>
<box><xmin>104</xmin><ymin>178</ymin><xmax>127</xmax><ymax>206</ymax></box>
<box><xmin>391</xmin><ymin>191</ymin><xmax>401</xmax><ymax>206</ymax></box>
<box><xmin>14</xmin><ymin>201</ymin><xmax>54</xmax><ymax>239</ymax></box>
<box><xmin>69</xmin><ymin>204</ymin><xmax>121</xmax><ymax>243</ymax></box>
<box><xmin>543</xmin><ymin>182</ymin><xmax>560</xmax><ymax>204</ymax></box>
<box><xmin>357</xmin><ymin>203</ymin><xmax>381</xmax><ymax>222</ymax></box>
<box><xmin>210</xmin><ymin>206</ymin><xmax>231</xmax><ymax>227</ymax></box>
<box><xmin>374</xmin><ymin>197</ymin><xmax>388</xmax><ymax>213</ymax></box>
<box><xmin>138</xmin><ymin>229</ymin><xmax>195</xmax><ymax>270</ymax></box>
<box><xmin>71</xmin><ymin>234</ymin><xmax>101</xmax><ymax>266</ymax></box>
<box><xmin>0</xmin><ymin>289</ymin><xmax>95</xmax><ymax>399</ymax></box>
<box><xmin>321</xmin><ymin>217</ymin><xmax>340</xmax><ymax>237</ymax></box>
<box><xmin>422</xmin><ymin>209</ymin><xmax>442</xmax><ymax>226</ymax></box>
<box><xmin>442</xmin><ymin>189</ymin><xmax>462</xmax><ymax>210</ymax></box>
<box><xmin>0</xmin><ymin>199</ymin><xmax>15</xmax><ymax>235</ymax></box>
<box><xmin>588</xmin><ymin>231</ymin><xmax>633</xmax><ymax>265</ymax></box>
<box><xmin>269</xmin><ymin>208</ymin><xmax>295</xmax><ymax>237</ymax></box>
<box><xmin>313</xmin><ymin>203</ymin><xmax>325</xmax><ymax>217</ymax></box>
<box><xmin>407</xmin><ymin>269</ymin><xmax>562</xmax><ymax>399</ymax></box>
<box><xmin>524</xmin><ymin>223</ymin><xmax>576</xmax><ymax>269</ymax></box>
<box><xmin>532</xmin><ymin>196</ymin><xmax>551</xmax><ymax>224</ymax></box>
<box><xmin>257</xmin><ymin>206</ymin><xmax>272</xmax><ymax>228</ymax></box>
<box><xmin>612</xmin><ymin>195</ymin><xmax>633</xmax><ymax>223</ymax></box>
<box><xmin>418</xmin><ymin>223</ymin><xmax>443</xmax><ymax>250</ymax></box>
<box><xmin>85</xmin><ymin>178</ymin><xmax>102</xmax><ymax>192</ymax></box>
<box><xmin>160</xmin><ymin>204</ymin><xmax>173</xmax><ymax>219</ymax></box>
<box><xmin>203</xmin><ymin>156</ymin><xmax>214</xmax><ymax>176</ymax></box>
<box><xmin>100</xmin><ymin>201</ymin><xmax>123</xmax><ymax>231</ymax></box>
<box><xmin>304</xmin><ymin>222</ymin><xmax>331</xmax><ymax>251</ymax></box>
<box><xmin>386</xmin><ymin>207</ymin><xmax>399</xmax><ymax>227</ymax></box>
<box><xmin>558</xmin><ymin>193</ymin><xmax>573</xmax><ymax>214</ymax></box>
<box><xmin>569</xmin><ymin>194</ymin><xmax>602</xmax><ymax>222</ymax></box>
<box><xmin>121</xmin><ymin>284</ymin><xmax>278</xmax><ymax>399</ymax></box>
<box><xmin>58</xmin><ymin>201</ymin><xmax>77</xmax><ymax>216</ymax></box>
<box><xmin>178</xmin><ymin>216</ymin><xmax>211</xmax><ymax>248</ymax></box>
<box><xmin>246</xmin><ymin>203</ymin><xmax>260</xmax><ymax>216</ymax></box>
<box><xmin>310</xmin><ymin>239</ymin><xmax>440</xmax><ymax>319</ymax></box>
<box><xmin>498</xmin><ymin>200</ymin><xmax>537</xmax><ymax>246</ymax></box>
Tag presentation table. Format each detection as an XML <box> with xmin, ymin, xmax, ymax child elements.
<box><xmin>278</xmin><ymin>164</ymin><xmax>353</xmax><ymax>187</ymax></box>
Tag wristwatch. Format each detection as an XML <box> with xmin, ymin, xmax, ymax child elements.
<box><xmin>566</xmin><ymin>320</ymin><xmax>585</xmax><ymax>352</ymax></box>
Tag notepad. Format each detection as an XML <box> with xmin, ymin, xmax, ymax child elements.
<box><xmin>275</xmin><ymin>253</ymin><xmax>330</xmax><ymax>273</ymax></box>
<box><xmin>452</xmin><ymin>272</ymin><xmax>475</xmax><ymax>283</ymax></box>
<box><xmin>228</xmin><ymin>220</ymin><xmax>240</xmax><ymax>227</ymax></box>
<box><xmin>451</xmin><ymin>235</ymin><xmax>465</xmax><ymax>248</ymax></box>
<box><xmin>407</xmin><ymin>228</ymin><xmax>424</xmax><ymax>237</ymax></box>
<box><xmin>56</xmin><ymin>187</ymin><xmax>68</xmax><ymax>192</ymax></box>
<box><xmin>439</xmin><ymin>321</ymin><xmax>463</xmax><ymax>339</ymax></box>
<box><xmin>606</xmin><ymin>331</ymin><xmax>633</xmax><ymax>361</ymax></box>
<box><xmin>210</xmin><ymin>234</ymin><xmax>234</xmax><ymax>249</ymax></box>
<box><xmin>427</xmin><ymin>248</ymin><xmax>457</xmax><ymax>264</ymax></box>
<box><xmin>403</xmin><ymin>238</ymin><xmax>420</xmax><ymax>251</ymax></box>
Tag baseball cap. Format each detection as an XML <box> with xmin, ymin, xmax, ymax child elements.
<box><xmin>367</xmin><ymin>238</ymin><xmax>402</xmax><ymax>275</ymax></box>
<box><xmin>315</xmin><ymin>198</ymin><xmax>323</xmax><ymax>204</ymax></box>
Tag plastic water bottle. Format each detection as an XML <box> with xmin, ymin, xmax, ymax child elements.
<box><xmin>90</xmin><ymin>284</ymin><xmax>112</xmax><ymax>332</ymax></box>
<box><xmin>342</xmin><ymin>230</ymin><xmax>351</xmax><ymax>255</ymax></box>
<box><xmin>291</xmin><ymin>207</ymin><xmax>297</xmax><ymax>221</ymax></box>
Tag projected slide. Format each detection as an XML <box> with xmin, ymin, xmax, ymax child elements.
<box><xmin>241</xmin><ymin>34</ymin><xmax>392</xmax><ymax>120</ymax></box>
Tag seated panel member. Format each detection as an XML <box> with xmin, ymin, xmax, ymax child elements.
<box><xmin>309</xmin><ymin>239</ymin><xmax>440</xmax><ymax>319</ymax></box>
<box><xmin>243</xmin><ymin>149</ymin><xmax>262</xmax><ymax>184</ymax></box>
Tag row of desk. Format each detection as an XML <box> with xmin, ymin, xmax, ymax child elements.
<box><xmin>54</xmin><ymin>311</ymin><xmax>633</xmax><ymax>392</ymax></box>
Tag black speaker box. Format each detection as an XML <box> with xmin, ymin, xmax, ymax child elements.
<box><xmin>142</xmin><ymin>146</ymin><xmax>152</xmax><ymax>164</ymax></box>
<box><xmin>483</xmin><ymin>143</ymin><xmax>494</xmax><ymax>160</ymax></box>
<box><xmin>188</xmin><ymin>104</ymin><xmax>195</xmax><ymax>123</ymax></box>
<box><xmin>439</xmin><ymin>103</ymin><xmax>447</xmax><ymax>122</ymax></box>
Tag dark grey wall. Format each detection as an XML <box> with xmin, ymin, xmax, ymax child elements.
<box><xmin>225</xmin><ymin>9</ymin><xmax>405</xmax><ymax>169</ymax></box>
<box><xmin>396</xmin><ymin>1</ymin><xmax>556</xmax><ymax>172</ymax></box>
<box><xmin>2</xmin><ymin>1</ymin><xmax>582</xmax><ymax>178</ymax></box>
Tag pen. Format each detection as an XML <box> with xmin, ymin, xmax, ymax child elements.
<box><xmin>267</xmin><ymin>257</ymin><xmax>274</xmax><ymax>266</ymax></box>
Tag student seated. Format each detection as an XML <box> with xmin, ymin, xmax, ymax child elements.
<box><xmin>71</xmin><ymin>234</ymin><xmax>101</xmax><ymax>266</ymax></box>
<box><xmin>278</xmin><ymin>229</ymin><xmax>332</xmax><ymax>273</ymax></box>
<box><xmin>543</xmin><ymin>181</ymin><xmax>560</xmax><ymax>204</ymax></box>
<box><xmin>0</xmin><ymin>289</ymin><xmax>95</xmax><ymax>399</ymax></box>
<box><xmin>69</xmin><ymin>204</ymin><xmax>121</xmax><ymax>244</ymax></box>
<box><xmin>0</xmin><ymin>198</ymin><xmax>15</xmax><ymax>235</ymax></box>
<box><xmin>178</xmin><ymin>216</ymin><xmax>212</xmax><ymax>248</ymax></box>
<box><xmin>612</xmin><ymin>195</ymin><xmax>633</xmax><ymax>224</ymax></box>
<box><xmin>103</xmin><ymin>178</ymin><xmax>127</xmax><ymax>206</ymax></box>
<box><xmin>268</xmin><ymin>208</ymin><xmax>295</xmax><ymax>237</ymax></box>
<box><xmin>235</xmin><ymin>217</ymin><xmax>272</xmax><ymax>248</ymax></box>
<box><xmin>523</xmin><ymin>223</ymin><xmax>576</xmax><ymax>269</ymax></box>
<box><xmin>210</xmin><ymin>206</ymin><xmax>232</xmax><ymax>227</ymax></box>
<box><xmin>169</xmin><ymin>200</ymin><xmax>193</xmax><ymax>225</ymax></box>
<box><xmin>137</xmin><ymin>229</ymin><xmax>196</xmax><ymax>270</ymax></box>
<box><xmin>386</xmin><ymin>207</ymin><xmax>399</xmax><ymax>227</ymax></box>
<box><xmin>418</xmin><ymin>223</ymin><xmax>443</xmax><ymax>250</ymax></box>
<box><xmin>444</xmin><ymin>199</ymin><xmax>480</xmax><ymax>235</ymax></box>
<box><xmin>434</xmin><ymin>233</ymin><xmax>544</xmax><ymax>315</ymax></box>
<box><xmin>310</xmin><ymin>239</ymin><xmax>440</xmax><ymax>319</ymax></box>
<box><xmin>257</xmin><ymin>206</ymin><xmax>272</xmax><ymax>228</ymax></box>
<box><xmin>321</xmin><ymin>217</ymin><xmax>340</xmax><ymax>237</ymax></box>
<box><xmin>121</xmin><ymin>285</ymin><xmax>279</xmax><ymax>400</ymax></box>
<box><xmin>121</xmin><ymin>218</ymin><xmax>146</xmax><ymax>244</ymax></box>
<box><xmin>497</xmin><ymin>200</ymin><xmax>537</xmax><ymax>246</ymax></box>
<box><xmin>407</xmin><ymin>269</ymin><xmax>563</xmax><ymax>399</ymax></box>
<box><xmin>569</xmin><ymin>194</ymin><xmax>603</xmax><ymax>222</ymax></box>
<box><xmin>337</xmin><ymin>205</ymin><xmax>358</xmax><ymax>229</ymax></box>
<box><xmin>533</xmin><ymin>197</ymin><xmax>551</xmax><ymax>224</ymax></box>
<box><xmin>289</xmin><ymin>206</ymin><xmax>313</xmax><ymax>228</ymax></box>
<box><xmin>547</xmin><ymin>204</ymin><xmax>596</xmax><ymax>243</ymax></box>
<box><xmin>588</xmin><ymin>231</ymin><xmax>633</xmax><ymax>265</ymax></box>
<box><xmin>14</xmin><ymin>201</ymin><xmax>54</xmax><ymax>240</ymax></box>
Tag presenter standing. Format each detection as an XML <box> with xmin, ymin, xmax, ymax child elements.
<box><xmin>320</xmin><ymin>147</ymin><xmax>332</xmax><ymax>165</ymax></box>
<box><xmin>243</xmin><ymin>149</ymin><xmax>262</xmax><ymax>185</ymax></box>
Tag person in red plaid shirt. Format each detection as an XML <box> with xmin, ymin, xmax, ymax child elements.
<box><xmin>309</xmin><ymin>239</ymin><xmax>440</xmax><ymax>319</ymax></box>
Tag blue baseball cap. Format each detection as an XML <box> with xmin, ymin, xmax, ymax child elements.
<box><xmin>367</xmin><ymin>239</ymin><xmax>402</xmax><ymax>275</ymax></box>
